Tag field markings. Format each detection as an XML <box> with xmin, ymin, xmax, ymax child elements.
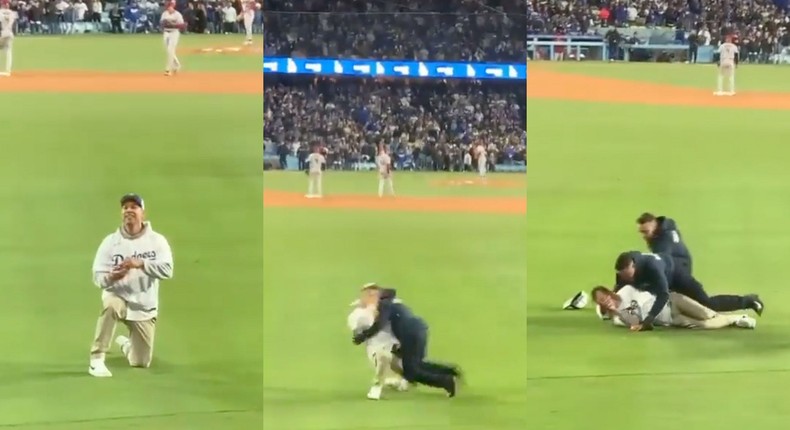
<box><xmin>0</xmin><ymin>409</ymin><xmax>260</xmax><ymax>428</ymax></box>
<box><xmin>263</xmin><ymin>190</ymin><xmax>526</xmax><ymax>214</ymax></box>
<box><xmin>527</xmin><ymin>69</ymin><xmax>790</xmax><ymax>110</ymax></box>
<box><xmin>528</xmin><ymin>367</ymin><xmax>790</xmax><ymax>381</ymax></box>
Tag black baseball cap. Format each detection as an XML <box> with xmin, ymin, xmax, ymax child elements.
<box><xmin>120</xmin><ymin>193</ymin><xmax>145</xmax><ymax>210</ymax></box>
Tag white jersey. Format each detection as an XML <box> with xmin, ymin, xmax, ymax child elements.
<box><xmin>92</xmin><ymin>222</ymin><xmax>174</xmax><ymax>321</ymax></box>
<box><xmin>307</xmin><ymin>152</ymin><xmax>325</xmax><ymax>174</ymax></box>
<box><xmin>347</xmin><ymin>306</ymin><xmax>399</xmax><ymax>359</ymax></box>
<box><xmin>718</xmin><ymin>42</ymin><xmax>738</xmax><ymax>66</ymax></box>
<box><xmin>612</xmin><ymin>285</ymin><xmax>672</xmax><ymax>327</ymax></box>
<box><xmin>159</xmin><ymin>10</ymin><xmax>184</xmax><ymax>33</ymax></box>
<box><xmin>376</xmin><ymin>153</ymin><xmax>391</xmax><ymax>177</ymax></box>
<box><xmin>0</xmin><ymin>9</ymin><xmax>17</xmax><ymax>38</ymax></box>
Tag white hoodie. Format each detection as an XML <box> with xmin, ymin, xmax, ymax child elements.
<box><xmin>92</xmin><ymin>222</ymin><xmax>174</xmax><ymax>321</ymax></box>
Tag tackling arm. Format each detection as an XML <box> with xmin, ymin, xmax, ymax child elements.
<box><xmin>641</xmin><ymin>261</ymin><xmax>670</xmax><ymax>327</ymax></box>
<box><xmin>353</xmin><ymin>300</ymin><xmax>392</xmax><ymax>345</ymax></box>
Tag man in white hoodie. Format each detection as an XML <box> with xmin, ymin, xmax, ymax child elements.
<box><xmin>88</xmin><ymin>193</ymin><xmax>174</xmax><ymax>377</ymax></box>
<box><xmin>348</xmin><ymin>287</ymin><xmax>409</xmax><ymax>400</ymax></box>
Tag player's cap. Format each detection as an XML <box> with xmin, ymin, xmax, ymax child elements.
<box><xmin>562</xmin><ymin>291</ymin><xmax>588</xmax><ymax>310</ymax></box>
<box><xmin>120</xmin><ymin>193</ymin><xmax>145</xmax><ymax>210</ymax></box>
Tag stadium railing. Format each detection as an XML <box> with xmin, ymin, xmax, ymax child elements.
<box><xmin>262</xmin><ymin>55</ymin><xmax>526</xmax><ymax>174</ymax></box>
<box><xmin>527</xmin><ymin>35</ymin><xmax>606</xmax><ymax>61</ymax></box>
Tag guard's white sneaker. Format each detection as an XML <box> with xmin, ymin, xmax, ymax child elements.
<box><xmin>367</xmin><ymin>384</ymin><xmax>383</xmax><ymax>400</ymax></box>
<box><xmin>89</xmin><ymin>358</ymin><xmax>112</xmax><ymax>377</ymax></box>
<box><xmin>714</xmin><ymin>91</ymin><xmax>724</xmax><ymax>96</ymax></box>
<box><xmin>735</xmin><ymin>315</ymin><xmax>756</xmax><ymax>329</ymax></box>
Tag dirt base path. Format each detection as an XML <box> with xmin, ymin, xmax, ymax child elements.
<box><xmin>0</xmin><ymin>71</ymin><xmax>262</xmax><ymax>94</ymax></box>
<box><xmin>263</xmin><ymin>190</ymin><xmax>526</xmax><ymax>215</ymax></box>
<box><xmin>528</xmin><ymin>68</ymin><xmax>790</xmax><ymax>110</ymax></box>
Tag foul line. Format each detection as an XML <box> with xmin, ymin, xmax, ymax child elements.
<box><xmin>527</xmin><ymin>367</ymin><xmax>790</xmax><ymax>382</ymax></box>
<box><xmin>0</xmin><ymin>409</ymin><xmax>260</xmax><ymax>428</ymax></box>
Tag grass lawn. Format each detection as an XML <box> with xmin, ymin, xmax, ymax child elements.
<box><xmin>263</xmin><ymin>171</ymin><xmax>527</xmax><ymax>430</ymax></box>
<box><xmin>0</xmin><ymin>35</ymin><xmax>262</xmax><ymax>429</ymax></box>
<box><xmin>527</xmin><ymin>69</ymin><xmax>790</xmax><ymax>429</ymax></box>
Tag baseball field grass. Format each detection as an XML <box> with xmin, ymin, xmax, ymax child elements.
<box><xmin>262</xmin><ymin>171</ymin><xmax>527</xmax><ymax>430</ymax></box>
<box><xmin>0</xmin><ymin>34</ymin><xmax>262</xmax><ymax>429</ymax></box>
<box><xmin>526</xmin><ymin>63</ymin><xmax>790</xmax><ymax>429</ymax></box>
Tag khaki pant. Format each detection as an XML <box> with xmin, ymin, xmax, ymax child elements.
<box><xmin>90</xmin><ymin>294</ymin><xmax>156</xmax><ymax>367</ymax></box>
<box><xmin>669</xmin><ymin>292</ymin><xmax>732</xmax><ymax>329</ymax></box>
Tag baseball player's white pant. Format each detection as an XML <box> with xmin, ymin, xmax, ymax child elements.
<box><xmin>478</xmin><ymin>158</ymin><xmax>488</xmax><ymax>177</ymax></box>
<box><xmin>307</xmin><ymin>172</ymin><xmax>322</xmax><ymax>197</ymax></box>
<box><xmin>243</xmin><ymin>12</ymin><xmax>254</xmax><ymax>42</ymax></box>
<box><xmin>378</xmin><ymin>175</ymin><xmax>394</xmax><ymax>197</ymax></box>
<box><xmin>0</xmin><ymin>34</ymin><xmax>13</xmax><ymax>75</ymax></box>
<box><xmin>716</xmin><ymin>63</ymin><xmax>735</xmax><ymax>95</ymax></box>
<box><xmin>163</xmin><ymin>30</ymin><xmax>181</xmax><ymax>73</ymax></box>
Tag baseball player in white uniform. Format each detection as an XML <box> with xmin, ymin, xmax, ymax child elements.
<box><xmin>0</xmin><ymin>0</ymin><xmax>17</xmax><ymax>76</ymax></box>
<box><xmin>348</xmin><ymin>297</ymin><xmax>409</xmax><ymax>400</ymax></box>
<box><xmin>240</xmin><ymin>0</ymin><xmax>255</xmax><ymax>45</ymax></box>
<box><xmin>305</xmin><ymin>147</ymin><xmax>326</xmax><ymax>198</ymax></box>
<box><xmin>593</xmin><ymin>285</ymin><xmax>755</xmax><ymax>330</ymax></box>
<box><xmin>715</xmin><ymin>35</ymin><xmax>739</xmax><ymax>96</ymax></box>
<box><xmin>89</xmin><ymin>193</ymin><xmax>174</xmax><ymax>377</ymax></box>
<box><xmin>160</xmin><ymin>1</ymin><xmax>184</xmax><ymax>76</ymax></box>
<box><xmin>475</xmin><ymin>143</ymin><xmax>487</xmax><ymax>179</ymax></box>
<box><xmin>376</xmin><ymin>146</ymin><xmax>395</xmax><ymax>197</ymax></box>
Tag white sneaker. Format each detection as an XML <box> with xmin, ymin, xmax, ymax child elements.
<box><xmin>367</xmin><ymin>384</ymin><xmax>383</xmax><ymax>400</ymax></box>
<box><xmin>714</xmin><ymin>91</ymin><xmax>724</xmax><ymax>96</ymax></box>
<box><xmin>115</xmin><ymin>335</ymin><xmax>131</xmax><ymax>356</ymax></box>
<box><xmin>383</xmin><ymin>376</ymin><xmax>408</xmax><ymax>390</ymax></box>
<box><xmin>735</xmin><ymin>315</ymin><xmax>756</xmax><ymax>329</ymax></box>
<box><xmin>0</xmin><ymin>72</ymin><xmax>9</xmax><ymax>77</ymax></box>
<box><xmin>88</xmin><ymin>358</ymin><xmax>112</xmax><ymax>377</ymax></box>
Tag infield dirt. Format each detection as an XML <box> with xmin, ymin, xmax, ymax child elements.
<box><xmin>0</xmin><ymin>71</ymin><xmax>262</xmax><ymax>94</ymax></box>
<box><xmin>527</xmin><ymin>68</ymin><xmax>790</xmax><ymax>110</ymax></box>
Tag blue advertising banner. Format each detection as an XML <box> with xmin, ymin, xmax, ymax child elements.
<box><xmin>262</xmin><ymin>57</ymin><xmax>527</xmax><ymax>80</ymax></box>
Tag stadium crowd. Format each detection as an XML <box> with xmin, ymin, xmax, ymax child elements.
<box><xmin>264</xmin><ymin>76</ymin><xmax>526</xmax><ymax>172</ymax></box>
<box><xmin>263</xmin><ymin>0</ymin><xmax>528</xmax><ymax>62</ymax></box>
<box><xmin>5</xmin><ymin>0</ymin><xmax>263</xmax><ymax>34</ymax></box>
<box><xmin>528</xmin><ymin>0</ymin><xmax>790</xmax><ymax>59</ymax></box>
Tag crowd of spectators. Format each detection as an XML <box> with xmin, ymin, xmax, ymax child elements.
<box><xmin>263</xmin><ymin>0</ymin><xmax>528</xmax><ymax>62</ymax></box>
<box><xmin>527</xmin><ymin>0</ymin><xmax>790</xmax><ymax>58</ymax></box>
<box><xmin>264</xmin><ymin>76</ymin><xmax>526</xmax><ymax>172</ymax></box>
<box><xmin>5</xmin><ymin>0</ymin><xmax>262</xmax><ymax>34</ymax></box>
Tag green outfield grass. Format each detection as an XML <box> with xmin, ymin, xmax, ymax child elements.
<box><xmin>527</xmin><ymin>67</ymin><xmax>790</xmax><ymax>429</ymax></box>
<box><xmin>11</xmin><ymin>34</ymin><xmax>262</xmax><ymax>71</ymax></box>
<box><xmin>263</xmin><ymin>171</ymin><xmax>527</xmax><ymax>430</ymax></box>
<box><xmin>0</xmin><ymin>36</ymin><xmax>262</xmax><ymax>429</ymax></box>
<box><xmin>537</xmin><ymin>61</ymin><xmax>790</xmax><ymax>92</ymax></box>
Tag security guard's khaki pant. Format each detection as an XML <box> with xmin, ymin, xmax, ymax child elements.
<box><xmin>89</xmin><ymin>293</ymin><xmax>156</xmax><ymax>367</ymax></box>
<box><xmin>669</xmin><ymin>292</ymin><xmax>733</xmax><ymax>329</ymax></box>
